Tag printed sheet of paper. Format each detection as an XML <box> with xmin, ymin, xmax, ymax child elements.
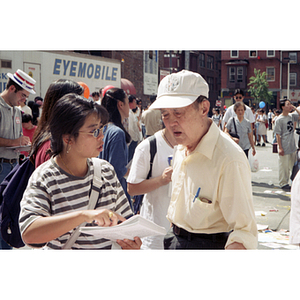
<box><xmin>80</xmin><ymin>215</ymin><xmax>167</xmax><ymax>241</ymax></box>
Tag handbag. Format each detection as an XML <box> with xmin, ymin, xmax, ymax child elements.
<box><xmin>229</xmin><ymin>117</ymin><xmax>240</xmax><ymax>139</ymax></box>
<box><xmin>62</xmin><ymin>157</ymin><xmax>103</xmax><ymax>249</ymax></box>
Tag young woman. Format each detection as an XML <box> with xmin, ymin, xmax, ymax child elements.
<box><xmin>19</xmin><ymin>94</ymin><xmax>141</xmax><ymax>249</ymax></box>
<box><xmin>225</xmin><ymin>102</ymin><xmax>256</xmax><ymax>158</ymax></box>
<box><xmin>99</xmin><ymin>88</ymin><xmax>133</xmax><ymax>209</ymax></box>
<box><xmin>256</xmin><ymin>109</ymin><xmax>267</xmax><ymax>146</ymax></box>
<box><xmin>30</xmin><ymin>79</ymin><xmax>84</xmax><ymax>168</ymax></box>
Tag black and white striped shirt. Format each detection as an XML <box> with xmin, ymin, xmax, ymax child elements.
<box><xmin>19</xmin><ymin>157</ymin><xmax>133</xmax><ymax>249</ymax></box>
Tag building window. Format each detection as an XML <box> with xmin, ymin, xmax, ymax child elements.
<box><xmin>231</xmin><ymin>51</ymin><xmax>238</xmax><ymax>58</ymax></box>
<box><xmin>207</xmin><ymin>77</ymin><xmax>214</xmax><ymax>91</ymax></box>
<box><xmin>229</xmin><ymin>67</ymin><xmax>235</xmax><ymax>82</ymax></box>
<box><xmin>266</xmin><ymin>67</ymin><xmax>275</xmax><ymax>81</ymax></box>
<box><xmin>237</xmin><ymin>67</ymin><xmax>243</xmax><ymax>82</ymax></box>
<box><xmin>249</xmin><ymin>51</ymin><xmax>257</xmax><ymax>58</ymax></box>
<box><xmin>207</xmin><ymin>56</ymin><xmax>214</xmax><ymax>69</ymax></box>
<box><xmin>267</xmin><ymin>50</ymin><xmax>275</xmax><ymax>57</ymax></box>
<box><xmin>290</xmin><ymin>73</ymin><xmax>297</xmax><ymax>86</ymax></box>
<box><xmin>199</xmin><ymin>53</ymin><xmax>205</xmax><ymax>67</ymax></box>
<box><xmin>1</xmin><ymin>60</ymin><xmax>12</xmax><ymax>68</ymax></box>
<box><xmin>289</xmin><ymin>52</ymin><xmax>297</xmax><ymax>64</ymax></box>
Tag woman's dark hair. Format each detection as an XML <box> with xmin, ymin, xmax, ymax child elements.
<box><xmin>101</xmin><ymin>88</ymin><xmax>131</xmax><ymax>143</ymax></box>
<box><xmin>49</xmin><ymin>93</ymin><xmax>108</xmax><ymax>157</ymax></box>
<box><xmin>30</xmin><ymin>79</ymin><xmax>84</xmax><ymax>160</ymax></box>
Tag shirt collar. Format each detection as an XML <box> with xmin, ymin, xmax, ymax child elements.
<box><xmin>178</xmin><ymin>120</ymin><xmax>219</xmax><ymax>160</ymax></box>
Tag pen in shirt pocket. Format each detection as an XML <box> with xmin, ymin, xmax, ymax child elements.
<box><xmin>193</xmin><ymin>187</ymin><xmax>212</xmax><ymax>204</ymax></box>
<box><xmin>193</xmin><ymin>187</ymin><xmax>201</xmax><ymax>202</ymax></box>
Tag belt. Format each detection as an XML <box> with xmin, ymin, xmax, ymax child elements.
<box><xmin>0</xmin><ymin>158</ymin><xmax>18</xmax><ymax>164</ymax></box>
<box><xmin>172</xmin><ymin>224</ymin><xmax>230</xmax><ymax>242</ymax></box>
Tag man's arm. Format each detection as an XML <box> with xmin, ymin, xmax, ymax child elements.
<box><xmin>0</xmin><ymin>136</ymin><xmax>30</xmax><ymax>147</ymax></box>
<box><xmin>276</xmin><ymin>134</ymin><xmax>284</xmax><ymax>156</ymax></box>
<box><xmin>128</xmin><ymin>167</ymin><xmax>172</xmax><ymax>196</ymax></box>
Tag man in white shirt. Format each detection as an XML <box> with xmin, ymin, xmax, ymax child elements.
<box><xmin>223</xmin><ymin>89</ymin><xmax>255</xmax><ymax>131</ymax></box>
<box><xmin>149</xmin><ymin>70</ymin><xmax>257</xmax><ymax>250</ymax></box>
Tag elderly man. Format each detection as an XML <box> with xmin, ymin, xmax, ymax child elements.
<box><xmin>149</xmin><ymin>70</ymin><xmax>257</xmax><ymax>250</ymax></box>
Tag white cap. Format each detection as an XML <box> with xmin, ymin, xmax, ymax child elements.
<box><xmin>149</xmin><ymin>70</ymin><xmax>209</xmax><ymax>109</ymax></box>
<box><xmin>7</xmin><ymin>69</ymin><xmax>36</xmax><ymax>94</ymax></box>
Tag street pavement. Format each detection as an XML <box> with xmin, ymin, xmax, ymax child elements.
<box><xmin>252</xmin><ymin>129</ymin><xmax>298</xmax><ymax>250</ymax></box>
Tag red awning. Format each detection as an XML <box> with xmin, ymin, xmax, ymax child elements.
<box><xmin>121</xmin><ymin>78</ymin><xmax>136</xmax><ymax>95</ymax></box>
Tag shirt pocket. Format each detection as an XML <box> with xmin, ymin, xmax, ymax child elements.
<box><xmin>184</xmin><ymin>192</ymin><xmax>213</xmax><ymax>229</ymax></box>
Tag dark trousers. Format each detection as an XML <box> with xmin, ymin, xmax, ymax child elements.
<box><xmin>164</xmin><ymin>226</ymin><xmax>230</xmax><ymax>250</ymax></box>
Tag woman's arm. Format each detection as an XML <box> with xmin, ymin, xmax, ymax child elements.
<box><xmin>22</xmin><ymin>209</ymin><xmax>125</xmax><ymax>245</ymax></box>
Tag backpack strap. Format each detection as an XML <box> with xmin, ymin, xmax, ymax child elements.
<box><xmin>146</xmin><ymin>135</ymin><xmax>157</xmax><ymax>179</ymax></box>
<box><xmin>233</xmin><ymin>117</ymin><xmax>238</xmax><ymax>134</ymax></box>
<box><xmin>62</xmin><ymin>158</ymin><xmax>102</xmax><ymax>249</ymax></box>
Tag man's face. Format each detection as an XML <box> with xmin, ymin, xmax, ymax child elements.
<box><xmin>161</xmin><ymin>102</ymin><xmax>206</xmax><ymax>151</ymax></box>
<box><xmin>92</xmin><ymin>95</ymin><xmax>100</xmax><ymax>102</ymax></box>
<box><xmin>234</xmin><ymin>93</ymin><xmax>244</xmax><ymax>102</ymax></box>
<box><xmin>8</xmin><ymin>87</ymin><xmax>29</xmax><ymax>107</ymax></box>
<box><xmin>129</xmin><ymin>99</ymin><xmax>137</xmax><ymax>110</ymax></box>
<box><xmin>283</xmin><ymin>100</ymin><xmax>293</xmax><ymax>112</ymax></box>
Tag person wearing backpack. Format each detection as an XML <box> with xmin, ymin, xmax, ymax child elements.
<box><xmin>127</xmin><ymin>127</ymin><xmax>177</xmax><ymax>249</ymax></box>
<box><xmin>19</xmin><ymin>94</ymin><xmax>141</xmax><ymax>250</ymax></box>
<box><xmin>0</xmin><ymin>69</ymin><xmax>36</xmax><ymax>249</ymax></box>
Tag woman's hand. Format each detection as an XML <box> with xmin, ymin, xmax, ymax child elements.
<box><xmin>116</xmin><ymin>237</ymin><xmax>142</xmax><ymax>249</ymax></box>
<box><xmin>83</xmin><ymin>209</ymin><xmax>126</xmax><ymax>227</ymax></box>
<box><xmin>233</xmin><ymin>137</ymin><xmax>239</xmax><ymax>144</ymax></box>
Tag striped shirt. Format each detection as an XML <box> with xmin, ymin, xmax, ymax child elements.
<box><xmin>19</xmin><ymin>157</ymin><xmax>133</xmax><ymax>249</ymax></box>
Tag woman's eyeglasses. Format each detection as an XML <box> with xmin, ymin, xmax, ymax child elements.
<box><xmin>79</xmin><ymin>124</ymin><xmax>107</xmax><ymax>138</ymax></box>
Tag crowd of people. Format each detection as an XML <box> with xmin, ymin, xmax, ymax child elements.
<box><xmin>1</xmin><ymin>68</ymin><xmax>300</xmax><ymax>250</ymax></box>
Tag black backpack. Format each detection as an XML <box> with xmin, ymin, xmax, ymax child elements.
<box><xmin>133</xmin><ymin>135</ymin><xmax>157</xmax><ymax>214</ymax></box>
<box><xmin>0</xmin><ymin>158</ymin><xmax>35</xmax><ymax>248</ymax></box>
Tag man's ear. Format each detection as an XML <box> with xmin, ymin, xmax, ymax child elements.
<box><xmin>9</xmin><ymin>85</ymin><xmax>16</xmax><ymax>93</ymax></box>
<box><xmin>201</xmin><ymin>99</ymin><xmax>210</xmax><ymax>116</ymax></box>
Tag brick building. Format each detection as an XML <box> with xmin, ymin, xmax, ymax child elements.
<box><xmin>220</xmin><ymin>50</ymin><xmax>300</xmax><ymax>110</ymax></box>
<box><xmin>78</xmin><ymin>50</ymin><xmax>221</xmax><ymax>110</ymax></box>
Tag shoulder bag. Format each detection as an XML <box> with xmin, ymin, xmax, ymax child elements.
<box><xmin>229</xmin><ymin>117</ymin><xmax>240</xmax><ymax>139</ymax></box>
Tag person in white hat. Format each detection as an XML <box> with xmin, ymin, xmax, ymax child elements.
<box><xmin>150</xmin><ymin>70</ymin><xmax>257</xmax><ymax>250</ymax></box>
<box><xmin>0</xmin><ymin>69</ymin><xmax>36</xmax><ymax>249</ymax></box>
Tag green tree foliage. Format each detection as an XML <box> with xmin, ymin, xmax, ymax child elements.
<box><xmin>248</xmin><ymin>68</ymin><xmax>273</xmax><ymax>105</ymax></box>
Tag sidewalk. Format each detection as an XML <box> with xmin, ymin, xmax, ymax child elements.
<box><xmin>252</xmin><ymin>129</ymin><xmax>298</xmax><ymax>250</ymax></box>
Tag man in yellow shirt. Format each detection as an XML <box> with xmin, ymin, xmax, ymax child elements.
<box><xmin>149</xmin><ymin>70</ymin><xmax>257</xmax><ymax>250</ymax></box>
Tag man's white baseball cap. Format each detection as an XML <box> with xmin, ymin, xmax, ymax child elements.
<box><xmin>149</xmin><ymin>70</ymin><xmax>209</xmax><ymax>109</ymax></box>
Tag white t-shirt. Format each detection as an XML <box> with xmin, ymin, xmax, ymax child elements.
<box><xmin>223</xmin><ymin>104</ymin><xmax>255</xmax><ymax>124</ymax></box>
<box><xmin>127</xmin><ymin>130</ymin><xmax>174</xmax><ymax>249</ymax></box>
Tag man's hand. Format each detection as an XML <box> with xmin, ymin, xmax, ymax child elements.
<box><xmin>278</xmin><ymin>148</ymin><xmax>284</xmax><ymax>156</ymax></box>
<box><xmin>160</xmin><ymin>167</ymin><xmax>173</xmax><ymax>186</ymax></box>
<box><xmin>225</xmin><ymin>242</ymin><xmax>246</xmax><ymax>250</ymax></box>
<box><xmin>20</xmin><ymin>135</ymin><xmax>31</xmax><ymax>146</ymax></box>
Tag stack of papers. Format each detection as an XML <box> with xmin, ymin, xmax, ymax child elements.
<box><xmin>80</xmin><ymin>215</ymin><xmax>167</xmax><ymax>241</ymax></box>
